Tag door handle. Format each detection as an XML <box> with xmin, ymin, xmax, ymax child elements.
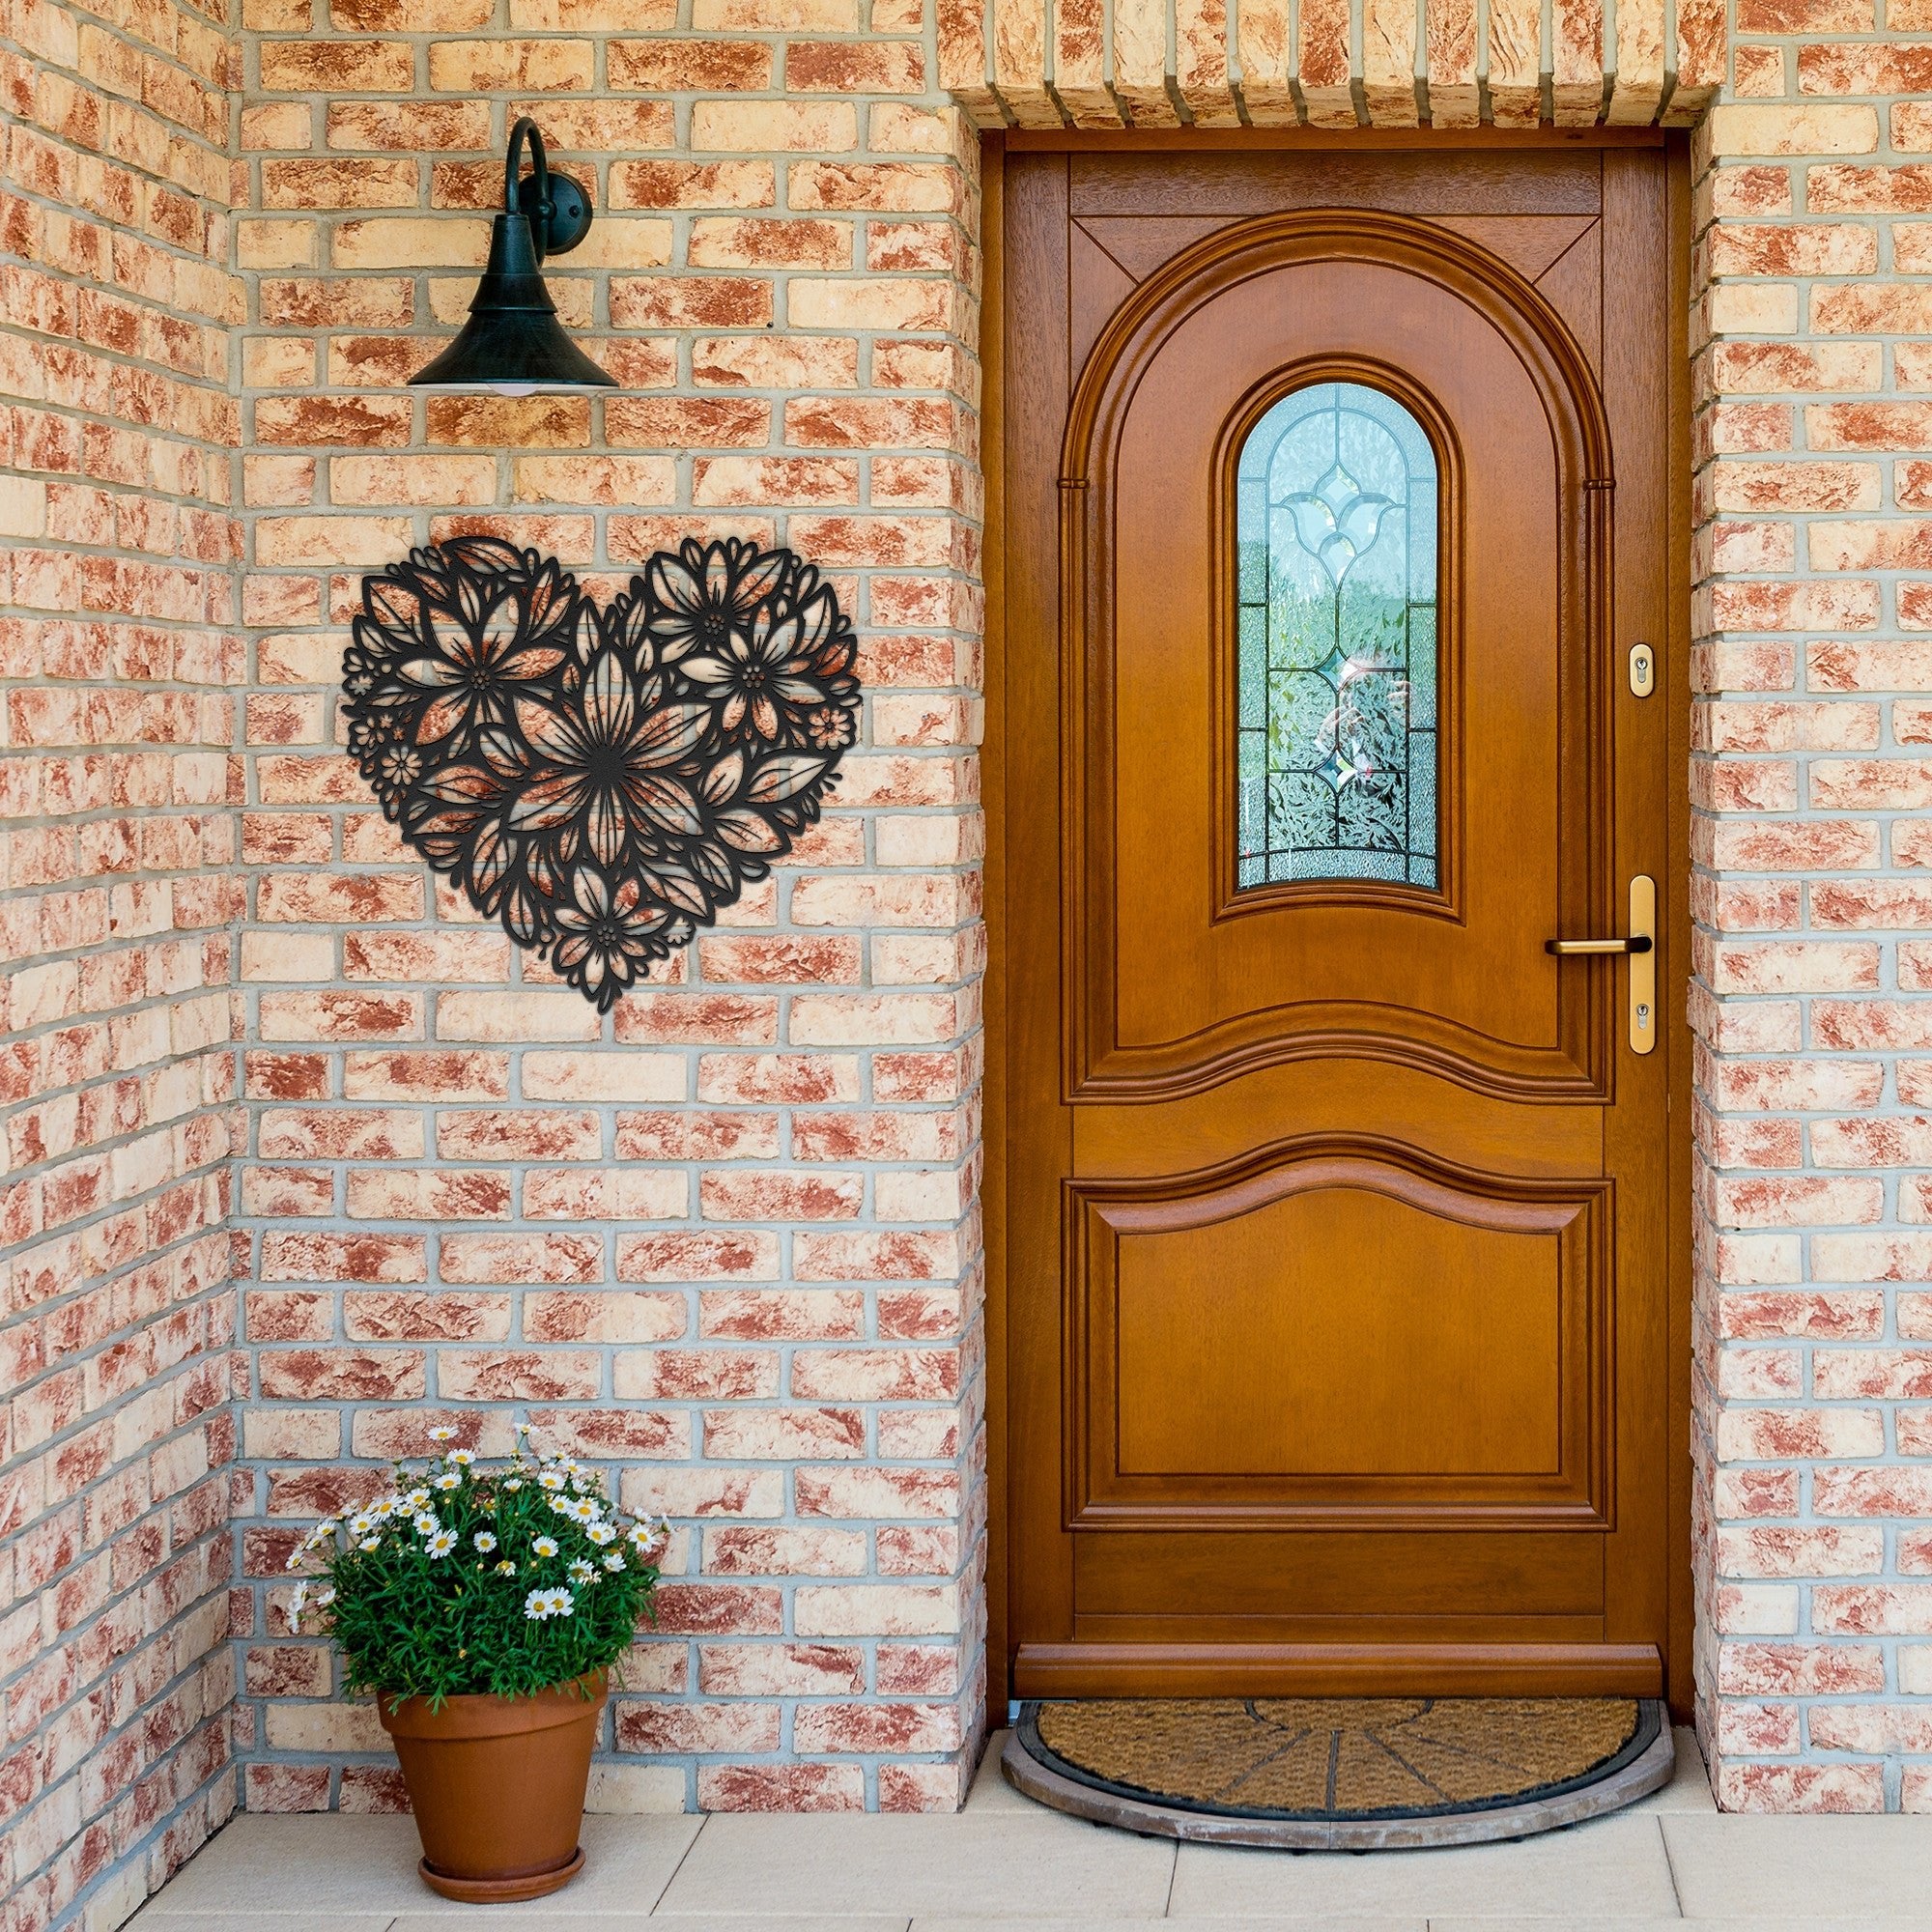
<box><xmin>1545</xmin><ymin>935</ymin><xmax>1652</xmax><ymax>955</ymax></box>
<box><xmin>1544</xmin><ymin>876</ymin><xmax>1657</xmax><ymax>1055</ymax></box>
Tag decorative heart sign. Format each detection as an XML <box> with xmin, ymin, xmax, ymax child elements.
<box><xmin>342</xmin><ymin>534</ymin><xmax>861</xmax><ymax>1010</ymax></box>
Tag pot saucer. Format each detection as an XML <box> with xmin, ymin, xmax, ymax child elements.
<box><xmin>418</xmin><ymin>1845</ymin><xmax>584</xmax><ymax>1902</ymax></box>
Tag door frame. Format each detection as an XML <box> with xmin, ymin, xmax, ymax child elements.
<box><xmin>980</xmin><ymin>128</ymin><xmax>1696</xmax><ymax>1719</ymax></box>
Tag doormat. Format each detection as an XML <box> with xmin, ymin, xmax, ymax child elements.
<box><xmin>1003</xmin><ymin>1697</ymin><xmax>1673</xmax><ymax>1849</ymax></box>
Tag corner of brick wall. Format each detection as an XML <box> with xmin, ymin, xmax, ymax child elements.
<box><xmin>45</xmin><ymin>0</ymin><xmax>1932</xmax><ymax>1857</ymax></box>
<box><xmin>227</xmin><ymin>0</ymin><xmax>988</xmax><ymax>1816</ymax></box>
<box><xmin>0</xmin><ymin>0</ymin><xmax>248</xmax><ymax>1918</ymax></box>
<box><xmin>1690</xmin><ymin>14</ymin><xmax>1932</xmax><ymax>1811</ymax></box>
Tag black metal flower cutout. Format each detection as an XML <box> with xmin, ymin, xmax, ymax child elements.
<box><xmin>342</xmin><ymin>535</ymin><xmax>861</xmax><ymax>1010</ymax></box>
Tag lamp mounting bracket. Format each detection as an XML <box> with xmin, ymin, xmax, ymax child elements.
<box><xmin>505</xmin><ymin>115</ymin><xmax>591</xmax><ymax>261</ymax></box>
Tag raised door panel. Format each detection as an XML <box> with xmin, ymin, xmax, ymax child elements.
<box><xmin>1068</xmin><ymin>1146</ymin><xmax>1610</xmax><ymax>1531</ymax></box>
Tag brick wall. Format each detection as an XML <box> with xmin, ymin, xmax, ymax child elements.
<box><xmin>0</xmin><ymin>0</ymin><xmax>245</xmax><ymax>1921</ymax></box>
<box><xmin>1690</xmin><ymin>34</ymin><xmax>1932</xmax><ymax>1810</ymax></box>
<box><xmin>28</xmin><ymin>0</ymin><xmax>1932</xmax><ymax>1887</ymax></box>
<box><xmin>227</xmin><ymin>1</ymin><xmax>988</xmax><ymax>1817</ymax></box>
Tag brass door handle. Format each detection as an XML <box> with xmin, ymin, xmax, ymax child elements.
<box><xmin>1545</xmin><ymin>876</ymin><xmax>1657</xmax><ymax>1055</ymax></box>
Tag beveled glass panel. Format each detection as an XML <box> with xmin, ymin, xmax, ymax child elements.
<box><xmin>1236</xmin><ymin>382</ymin><xmax>1439</xmax><ymax>891</ymax></box>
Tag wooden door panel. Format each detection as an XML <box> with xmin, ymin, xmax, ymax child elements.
<box><xmin>1002</xmin><ymin>142</ymin><xmax>1683</xmax><ymax>1701</ymax></box>
<box><xmin>1536</xmin><ymin>224</ymin><xmax>1606</xmax><ymax>372</ymax></box>
<box><xmin>1428</xmin><ymin>214</ymin><xmax>1597</xmax><ymax>281</ymax></box>
<box><xmin>1066</xmin><ymin>150</ymin><xmax>1604</xmax><ymax>219</ymax></box>
<box><xmin>1076</xmin><ymin>1531</ymin><xmax>1606</xmax><ymax>1619</ymax></box>
<box><xmin>1117</xmin><ymin>1199</ymin><xmax>1565</xmax><ymax>1479</ymax></box>
<box><xmin>1070</xmin><ymin>1146</ymin><xmax>1610</xmax><ymax>1529</ymax></box>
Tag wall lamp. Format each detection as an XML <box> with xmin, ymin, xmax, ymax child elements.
<box><xmin>410</xmin><ymin>117</ymin><xmax>614</xmax><ymax>396</ymax></box>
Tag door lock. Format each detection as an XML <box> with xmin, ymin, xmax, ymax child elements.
<box><xmin>1629</xmin><ymin>641</ymin><xmax>1655</xmax><ymax>698</ymax></box>
<box><xmin>1628</xmin><ymin>874</ymin><xmax>1657</xmax><ymax>1054</ymax></box>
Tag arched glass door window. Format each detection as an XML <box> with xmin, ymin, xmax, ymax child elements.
<box><xmin>1236</xmin><ymin>381</ymin><xmax>1439</xmax><ymax>891</ymax></box>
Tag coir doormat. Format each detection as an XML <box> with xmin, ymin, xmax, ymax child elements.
<box><xmin>1004</xmin><ymin>1696</ymin><xmax>1674</xmax><ymax>1849</ymax></box>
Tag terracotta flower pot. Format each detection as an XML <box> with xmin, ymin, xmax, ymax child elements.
<box><xmin>378</xmin><ymin>1672</ymin><xmax>607</xmax><ymax>1902</ymax></box>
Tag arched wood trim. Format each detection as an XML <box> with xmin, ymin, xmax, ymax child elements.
<box><xmin>1058</xmin><ymin>210</ymin><xmax>1619</xmax><ymax>1106</ymax></box>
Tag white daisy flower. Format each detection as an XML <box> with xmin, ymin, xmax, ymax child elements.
<box><xmin>413</xmin><ymin>1512</ymin><xmax>439</xmax><ymax>1536</ymax></box>
<box><xmin>503</xmin><ymin>1478</ymin><xmax>524</xmax><ymax>1492</ymax></box>
<box><xmin>566</xmin><ymin>1498</ymin><xmax>599</xmax><ymax>1523</ymax></box>
<box><xmin>427</xmin><ymin>1529</ymin><xmax>458</xmax><ymax>1557</ymax></box>
<box><xmin>586</xmin><ymin>1523</ymin><xmax>617</xmax><ymax>1547</ymax></box>
<box><xmin>315</xmin><ymin>1585</ymin><xmax>335</xmax><ymax>1608</ymax></box>
<box><xmin>602</xmin><ymin>1551</ymin><xmax>627</xmax><ymax>1573</ymax></box>
<box><xmin>472</xmin><ymin>1530</ymin><xmax>497</xmax><ymax>1553</ymax></box>
<box><xmin>532</xmin><ymin>1535</ymin><xmax>559</xmax><ymax>1559</ymax></box>
<box><xmin>568</xmin><ymin>1559</ymin><xmax>595</xmax><ymax>1584</ymax></box>
<box><xmin>371</xmin><ymin>1497</ymin><xmax>397</xmax><ymax>1518</ymax></box>
<box><xmin>429</xmin><ymin>1426</ymin><xmax>456</xmax><ymax>1442</ymax></box>
<box><xmin>404</xmin><ymin>1489</ymin><xmax>431</xmax><ymax>1510</ymax></box>
<box><xmin>523</xmin><ymin>1586</ymin><xmax>574</xmax><ymax>1621</ymax></box>
<box><xmin>538</xmin><ymin>1470</ymin><xmax>566</xmax><ymax>1492</ymax></box>
<box><xmin>434</xmin><ymin>1471</ymin><xmax>461</xmax><ymax>1492</ymax></box>
<box><xmin>359</xmin><ymin>1537</ymin><xmax>381</xmax><ymax>1552</ymax></box>
<box><xmin>495</xmin><ymin>1558</ymin><xmax>518</xmax><ymax>1576</ymax></box>
<box><xmin>447</xmin><ymin>1449</ymin><xmax>475</xmax><ymax>1466</ymax></box>
<box><xmin>347</xmin><ymin>1513</ymin><xmax>374</xmax><ymax>1538</ymax></box>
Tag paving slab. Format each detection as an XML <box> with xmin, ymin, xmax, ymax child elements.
<box><xmin>917</xmin><ymin>1920</ymin><xmax>1426</xmax><ymax>1932</ymax></box>
<box><xmin>132</xmin><ymin>1813</ymin><xmax>702</xmax><ymax>1917</ymax></box>
<box><xmin>393</xmin><ymin>1918</ymin><xmax>902</xmax><ymax>1930</ymax></box>
<box><xmin>1662</xmin><ymin>1814</ymin><xmax>1932</xmax><ymax>1919</ymax></box>
<box><xmin>1432</xmin><ymin>1921</ymin><xmax>1932</xmax><ymax>1932</ymax></box>
<box><xmin>1628</xmin><ymin>1730</ymin><xmax>1716</xmax><ymax>1814</ymax></box>
<box><xmin>131</xmin><ymin>1918</ymin><xmax>395</xmax><ymax>1932</ymax></box>
<box><xmin>1169</xmin><ymin>1815</ymin><xmax>1680</xmax><ymax>1919</ymax></box>
<box><xmin>132</xmin><ymin>1818</ymin><xmax>422</xmax><ymax>1916</ymax></box>
<box><xmin>655</xmin><ymin>1813</ymin><xmax>1175</xmax><ymax>1918</ymax></box>
<box><xmin>964</xmin><ymin>1728</ymin><xmax>1032</xmax><ymax>1812</ymax></box>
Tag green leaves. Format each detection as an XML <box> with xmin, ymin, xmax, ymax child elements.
<box><xmin>292</xmin><ymin>1444</ymin><xmax>665</xmax><ymax>1709</ymax></box>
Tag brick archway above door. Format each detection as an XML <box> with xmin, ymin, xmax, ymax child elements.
<box><xmin>937</xmin><ymin>0</ymin><xmax>1722</xmax><ymax>130</ymax></box>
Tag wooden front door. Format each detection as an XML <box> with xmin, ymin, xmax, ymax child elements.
<box><xmin>995</xmin><ymin>141</ymin><xmax>1688</xmax><ymax>1703</ymax></box>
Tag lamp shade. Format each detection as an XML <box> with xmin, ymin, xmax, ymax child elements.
<box><xmin>410</xmin><ymin>118</ymin><xmax>614</xmax><ymax>395</ymax></box>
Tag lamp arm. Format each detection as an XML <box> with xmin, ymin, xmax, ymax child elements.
<box><xmin>504</xmin><ymin>116</ymin><xmax>551</xmax><ymax>263</ymax></box>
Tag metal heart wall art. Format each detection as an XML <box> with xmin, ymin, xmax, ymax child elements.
<box><xmin>342</xmin><ymin>534</ymin><xmax>861</xmax><ymax>1010</ymax></box>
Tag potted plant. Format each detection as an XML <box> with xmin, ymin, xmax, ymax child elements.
<box><xmin>287</xmin><ymin>1425</ymin><xmax>668</xmax><ymax>1902</ymax></box>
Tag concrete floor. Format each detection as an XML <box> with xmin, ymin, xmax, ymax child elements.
<box><xmin>130</xmin><ymin>1728</ymin><xmax>1932</xmax><ymax>1928</ymax></box>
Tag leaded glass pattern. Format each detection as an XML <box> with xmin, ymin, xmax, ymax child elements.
<box><xmin>1236</xmin><ymin>382</ymin><xmax>1439</xmax><ymax>891</ymax></box>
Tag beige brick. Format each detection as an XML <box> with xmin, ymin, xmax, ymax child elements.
<box><xmin>691</xmin><ymin>101</ymin><xmax>858</xmax><ymax>153</ymax></box>
<box><xmin>328</xmin><ymin>454</ymin><xmax>497</xmax><ymax>507</ymax></box>
<box><xmin>1709</xmin><ymin>104</ymin><xmax>1880</xmax><ymax>156</ymax></box>
<box><xmin>238</xmin><ymin>220</ymin><xmax>319</xmax><ymax>270</ymax></box>
<box><xmin>512</xmin><ymin>455</ymin><xmax>677</xmax><ymax>505</ymax></box>
<box><xmin>427</xmin><ymin>40</ymin><xmax>594</xmax><ymax>90</ymax></box>
<box><xmin>331</xmin><ymin>218</ymin><xmax>490</xmax><ymax>270</ymax></box>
